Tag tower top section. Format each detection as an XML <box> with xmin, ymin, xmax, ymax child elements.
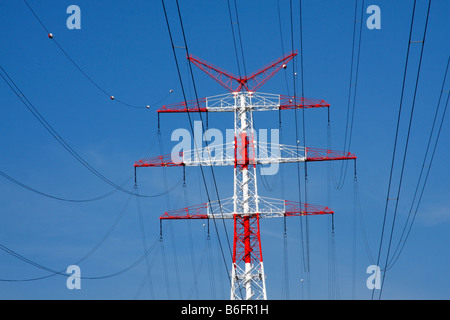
<box><xmin>188</xmin><ymin>51</ymin><xmax>297</xmax><ymax>93</ymax></box>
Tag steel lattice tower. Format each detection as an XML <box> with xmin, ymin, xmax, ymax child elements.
<box><xmin>134</xmin><ymin>51</ymin><xmax>356</xmax><ymax>300</ymax></box>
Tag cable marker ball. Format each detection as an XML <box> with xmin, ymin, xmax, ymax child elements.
<box><xmin>110</xmin><ymin>96</ymin><xmax>115</xmax><ymax>100</ymax></box>
<box><xmin>48</xmin><ymin>33</ymin><xmax>53</xmax><ymax>39</ymax></box>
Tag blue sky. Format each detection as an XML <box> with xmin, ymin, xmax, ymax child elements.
<box><xmin>0</xmin><ymin>0</ymin><xmax>449</xmax><ymax>300</ymax></box>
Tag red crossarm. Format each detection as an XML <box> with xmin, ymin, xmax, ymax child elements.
<box><xmin>157</xmin><ymin>94</ymin><xmax>329</xmax><ymax>114</ymax></box>
<box><xmin>188</xmin><ymin>51</ymin><xmax>297</xmax><ymax>92</ymax></box>
<box><xmin>305</xmin><ymin>147</ymin><xmax>357</xmax><ymax>162</ymax></box>
<box><xmin>279</xmin><ymin>95</ymin><xmax>330</xmax><ymax>109</ymax></box>
<box><xmin>134</xmin><ymin>152</ymin><xmax>183</xmax><ymax>167</ymax></box>
<box><xmin>157</xmin><ymin>98</ymin><xmax>207</xmax><ymax>113</ymax></box>
<box><xmin>284</xmin><ymin>200</ymin><xmax>334</xmax><ymax>216</ymax></box>
<box><xmin>134</xmin><ymin>146</ymin><xmax>356</xmax><ymax>167</ymax></box>
<box><xmin>160</xmin><ymin>203</ymin><xmax>209</xmax><ymax>220</ymax></box>
<box><xmin>158</xmin><ymin>200</ymin><xmax>333</xmax><ymax>220</ymax></box>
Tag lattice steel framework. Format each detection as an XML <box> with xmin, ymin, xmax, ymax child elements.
<box><xmin>134</xmin><ymin>52</ymin><xmax>356</xmax><ymax>300</ymax></box>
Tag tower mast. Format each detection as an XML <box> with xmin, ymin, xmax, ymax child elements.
<box><xmin>231</xmin><ymin>91</ymin><xmax>265</xmax><ymax>300</ymax></box>
<box><xmin>134</xmin><ymin>52</ymin><xmax>356</xmax><ymax>300</ymax></box>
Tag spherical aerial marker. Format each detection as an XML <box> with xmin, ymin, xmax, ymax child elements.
<box><xmin>110</xmin><ymin>96</ymin><xmax>115</xmax><ymax>100</ymax></box>
<box><xmin>48</xmin><ymin>33</ymin><xmax>53</xmax><ymax>39</ymax></box>
<box><xmin>169</xmin><ymin>89</ymin><xmax>173</xmax><ymax>93</ymax></box>
<box><xmin>146</xmin><ymin>105</ymin><xmax>150</xmax><ymax>109</ymax></box>
<box><xmin>282</xmin><ymin>64</ymin><xmax>287</xmax><ymax>69</ymax></box>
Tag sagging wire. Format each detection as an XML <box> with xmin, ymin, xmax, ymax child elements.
<box><xmin>23</xmin><ymin>0</ymin><xmax>171</xmax><ymax>110</ymax></box>
<box><xmin>0</xmin><ymin>188</ymin><xmax>159</xmax><ymax>282</ymax></box>
<box><xmin>134</xmin><ymin>180</ymin><xmax>155</xmax><ymax>299</ymax></box>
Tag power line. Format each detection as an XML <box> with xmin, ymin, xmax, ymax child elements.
<box><xmin>298</xmin><ymin>0</ymin><xmax>311</xmax><ymax>290</ymax></box>
<box><xmin>379</xmin><ymin>0</ymin><xmax>431</xmax><ymax>300</ymax></box>
<box><xmin>289</xmin><ymin>0</ymin><xmax>310</xmax><ymax>299</ymax></box>
<box><xmin>275</xmin><ymin>0</ymin><xmax>290</xmax><ymax>300</ymax></box>
<box><xmin>134</xmin><ymin>183</ymin><xmax>155</xmax><ymax>299</ymax></box>
<box><xmin>276</xmin><ymin>0</ymin><xmax>291</xmax><ymax>96</ymax></box>
<box><xmin>372</xmin><ymin>0</ymin><xmax>418</xmax><ymax>299</ymax></box>
<box><xmin>160</xmin><ymin>0</ymin><xmax>233</xmax><ymax>288</ymax></box>
<box><xmin>373</xmin><ymin>0</ymin><xmax>432</xmax><ymax>300</ymax></box>
<box><xmin>385</xmin><ymin>56</ymin><xmax>450</xmax><ymax>271</ymax></box>
<box><xmin>0</xmin><ymin>234</ymin><xmax>161</xmax><ymax>281</ymax></box>
<box><xmin>0</xmin><ymin>169</ymin><xmax>129</xmax><ymax>203</ymax></box>
<box><xmin>22</xmin><ymin>0</ymin><xmax>169</xmax><ymax>110</ymax></box>
<box><xmin>231</xmin><ymin>0</ymin><xmax>247</xmax><ymax>76</ymax></box>
<box><xmin>0</xmin><ymin>191</ymin><xmax>156</xmax><ymax>282</ymax></box>
<box><xmin>226</xmin><ymin>0</ymin><xmax>244</xmax><ymax>79</ymax></box>
<box><xmin>331</xmin><ymin>0</ymin><xmax>365</xmax><ymax>190</ymax></box>
<box><xmin>0</xmin><ymin>65</ymin><xmax>181</xmax><ymax>199</ymax></box>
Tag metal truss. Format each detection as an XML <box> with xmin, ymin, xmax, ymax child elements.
<box><xmin>135</xmin><ymin>52</ymin><xmax>356</xmax><ymax>300</ymax></box>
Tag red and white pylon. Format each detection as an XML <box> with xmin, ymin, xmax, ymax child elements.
<box><xmin>135</xmin><ymin>51</ymin><xmax>356</xmax><ymax>300</ymax></box>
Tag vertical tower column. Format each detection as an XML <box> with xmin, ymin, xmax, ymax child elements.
<box><xmin>233</xmin><ymin>92</ymin><xmax>259</xmax><ymax>215</ymax></box>
<box><xmin>231</xmin><ymin>92</ymin><xmax>266</xmax><ymax>300</ymax></box>
<box><xmin>231</xmin><ymin>214</ymin><xmax>266</xmax><ymax>300</ymax></box>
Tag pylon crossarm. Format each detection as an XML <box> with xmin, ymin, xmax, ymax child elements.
<box><xmin>241</xmin><ymin>51</ymin><xmax>297</xmax><ymax>92</ymax></box>
<box><xmin>158</xmin><ymin>196</ymin><xmax>333</xmax><ymax>220</ymax></box>
<box><xmin>188</xmin><ymin>55</ymin><xmax>241</xmax><ymax>92</ymax></box>
<box><xmin>257</xmin><ymin>197</ymin><xmax>334</xmax><ymax>218</ymax></box>
<box><xmin>134</xmin><ymin>152</ymin><xmax>184</xmax><ymax>167</ymax></box>
<box><xmin>283</xmin><ymin>200</ymin><xmax>334</xmax><ymax>216</ymax></box>
<box><xmin>134</xmin><ymin>143</ymin><xmax>355</xmax><ymax>168</ymax></box>
<box><xmin>305</xmin><ymin>147</ymin><xmax>357</xmax><ymax>162</ymax></box>
<box><xmin>157</xmin><ymin>97</ymin><xmax>208</xmax><ymax>113</ymax></box>
<box><xmin>159</xmin><ymin>202</ymin><xmax>209</xmax><ymax>220</ymax></box>
<box><xmin>160</xmin><ymin>197</ymin><xmax>235</xmax><ymax>220</ymax></box>
<box><xmin>157</xmin><ymin>92</ymin><xmax>330</xmax><ymax>113</ymax></box>
<box><xmin>279</xmin><ymin>95</ymin><xmax>330</xmax><ymax>109</ymax></box>
<box><xmin>188</xmin><ymin>51</ymin><xmax>297</xmax><ymax>93</ymax></box>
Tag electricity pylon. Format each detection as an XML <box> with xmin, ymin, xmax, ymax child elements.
<box><xmin>134</xmin><ymin>51</ymin><xmax>356</xmax><ymax>300</ymax></box>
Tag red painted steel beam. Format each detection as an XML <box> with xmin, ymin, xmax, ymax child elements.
<box><xmin>134</xmin><ymin>152</ymin><xmax>183</xmax><ymax>167</ymax></box>
<box><xmin>157</xmin><ymin>98</ymin><xmax>207</xmax><ymax>113</ymax></box>
<box><xmin>279</xmin><ymin>95</ymin><xmax>330</xmax><ymax>109</ymax></box>
<box><xmin>160</xmin><ymin>203</ymin><xmax>209</xmax><ymax>220</ymax></box>
<box><xmin>188</xmin><ymin>51</ymin><xmax>297</xmax><ymax>92</ymax></box>
<box><xmin>284</xmin><ymin>200</ymin><xmax>334</xmax><ymax>216</ymax></box>
<box><xmin>305</xmin><ymin>147</ymin><xmax>357</xmax><ymax>162</ymax></box>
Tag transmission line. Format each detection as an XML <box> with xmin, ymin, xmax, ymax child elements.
<box><xmin>22</xmin><ymin>0</ymin><xmax>169</xmax><ymax>110</ymax></box>
<box><xmin>0</xmin><ymin>169</ymin><xmax>130</xmax><ymax>203</ymax></box>
<box><xmin>160</xmin><ymin>0</ymin><xmax>233</xmax><ymax>290</ymax></box>
<box><xmin>330</xmin><ymin>0</ymin><xmax>364</xmax><ymax>191</ymax></box>
<box><xmin>0</xmin><ymin>65</ymin><xmax>182</xmax><ymax>199</ymax></box>
<box><xmin>0</xmin><ymin>191</ymin><xmax>160</xmax><ymax>282</ymax></box>
<box><xmin>385</xmin><ymin>56</ymin><xmax>450</xmax><ymax>271</ymax></box>
<box><xmin>373</xmin><ymin>0</ymin><xmax>431</xmax><ymax>300</ymax></box>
